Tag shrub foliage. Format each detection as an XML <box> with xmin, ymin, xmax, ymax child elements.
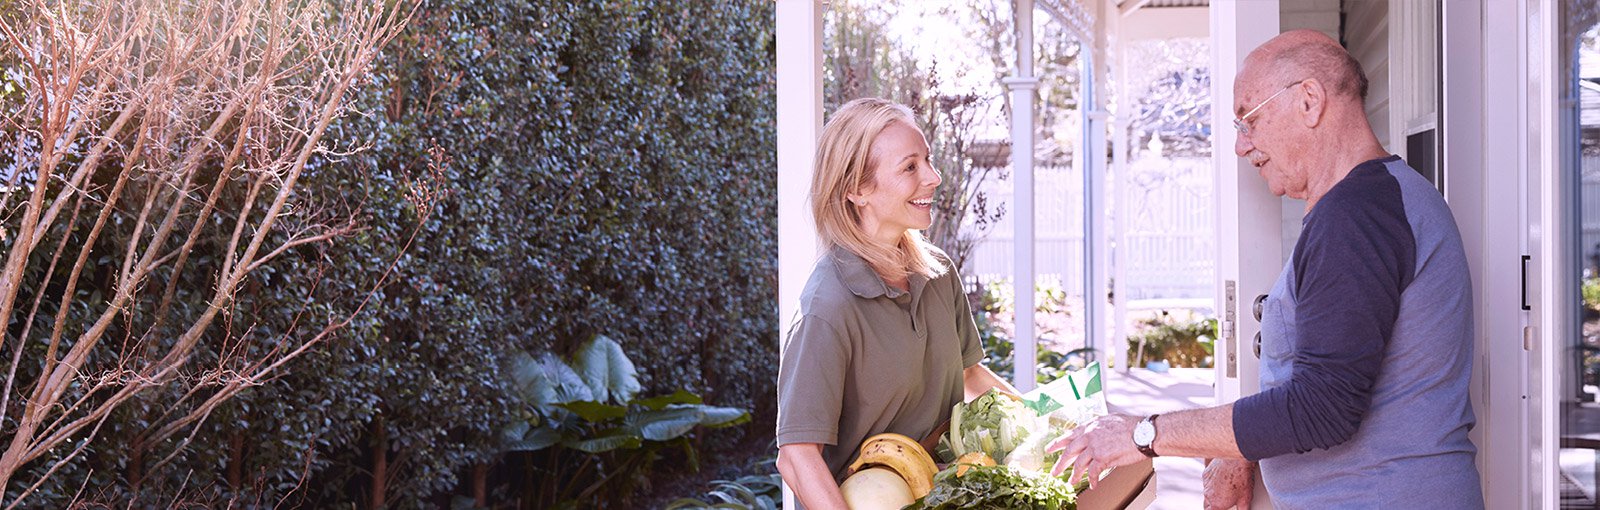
<box><xmin>2</xmin><ymin>0</ymin><xmax>776</xmax><ymax>507</ymax></box>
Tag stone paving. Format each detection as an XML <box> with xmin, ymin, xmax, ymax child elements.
<box><xmin>1103</xmin><ymin>367</ymin><xmax>1216</xmax><ymax>510</ymax></box>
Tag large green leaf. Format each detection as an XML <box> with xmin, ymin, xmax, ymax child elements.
<box><xmin>500</xmin><ymin>420</ymin><xmax>530</xmax><ymax>444</ymax></box>
<box><xmin>631</xmin><ymin>406</ymin><xmax>703</xmax><ymax>441</ymax></box>
<box><xmin>558</xmin><ymin>400</ymin><xmax>628</xmax><ymax>423</ymax></box>
<box><xmin>571</xmin><ymin>335</ymin><xmax>641</xmax><ymax>404</ymax></box>
<box><xmin>563</xmin><ymin>432</ymin><xmax>642</xmax><ymax>453</ymax></box>
<box><xmin>695</xmin><ymin>405</ymin><xmax>751</xmax><ymax>428</ymax></box>
<box><xmin>507</xmin><ymin>426</ymin><xmax>562</xmax><ymax>452</ymax></box>
<box><xmin>633</xmin><ymin>389</ymin><xmax>702</xmax><ymax>410</ymax></box>
<box><xmin>514</xmin><ymin>350</ymin><xmax>592</xmax><ymax>410</ymax></box>
<box><xmin>509</xmin><ymin>351</ymin><xmax>542</xmax><ymax>395</ymax></box>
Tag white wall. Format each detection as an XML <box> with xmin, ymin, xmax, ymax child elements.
<box><xmin>1344</xmin><ymin>0</ymin><xmax>1392</xmax><ymax>152</ymax></box>
<box><xmin>1281</xmin><ymin>0</ymin><xmax>1340</xmax><ymax>38</ymax></box>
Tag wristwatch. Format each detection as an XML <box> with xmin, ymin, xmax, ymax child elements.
<box><xmin>1133</xmin><ymin>414</ymin><xmax>1160</xmax><ymax>458</ymax></box>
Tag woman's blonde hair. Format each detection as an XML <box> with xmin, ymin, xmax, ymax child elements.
<box><xmin>811</xmin><ymin>97</ymin><xmax>946</xmax><ymax>282</ymax></box>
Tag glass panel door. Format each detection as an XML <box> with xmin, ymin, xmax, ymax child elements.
<box><xmin>1560</xmin><ymin>3</ymin><xmax>1600</xmax><ymax>508</ymax></box>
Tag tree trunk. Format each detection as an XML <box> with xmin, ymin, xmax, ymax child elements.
<box><xmin>228</xmin><ymin>431</ymin><xmax>244</xmax><ymax>488</ymax></box>
<box><xmin>370</xmin><ymin>417</ymin><xmax>387</xmax><ymax>510</ymax></box>
<box><xmin>127</xmin><ymin>441</ymin><xmax>144</xmax><ymax>488</ymax></box>
<box><xmin>473</xmin><ymin>462</ymin><xmax>489</xmax><ymax>507</ymax></box>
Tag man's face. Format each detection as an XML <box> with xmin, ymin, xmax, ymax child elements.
<box><xmin>1233</xmin><ymin>71</ymin><xmax>1306</xmax><ymax>198</ymax></box>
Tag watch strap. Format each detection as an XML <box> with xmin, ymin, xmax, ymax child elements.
<box><xmin>1136</xmin><ymin>414</ymin><xmax>1160</xmax><ymax>458</ymax></box>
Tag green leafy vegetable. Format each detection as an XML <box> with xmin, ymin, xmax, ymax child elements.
<box><xmin>906</xmin><ymin>465</ymin><xmax>1084</xmax><ymax>510</ymax></box>
<box><xmin>939</xmin><ymin>390</ymin><xmax>1033</xmax><ymax>463</ymax></box>
<box><xmin>938</xmin><ymin>389</ymin><xmax>1073</xmax><ymax>471</ymax></box>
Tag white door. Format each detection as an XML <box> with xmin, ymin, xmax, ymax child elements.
<box><xmin>1541</xmin><ymin>1</ymin><xmax>1600</xmax><ymax>508</ymax></box>
<box><xmin>1210</xmin><ymin>2</ymin><xmax>1280</xmax><ymax>508</ymax></box>
<box><xmin>1443</xmin><ymin>0</ymin><xmax>1542</xmax><ymax>507</ymax></box>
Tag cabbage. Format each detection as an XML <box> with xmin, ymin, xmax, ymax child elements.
<box><xmin>939</xmin><ymin>363</ymin><xmax>1103</xmax><ymax>472</ymax></box>
<box><xmin>937</xmin><ymin>390</ymin><xmax>1060</xmax><ymax>470</ymax></box>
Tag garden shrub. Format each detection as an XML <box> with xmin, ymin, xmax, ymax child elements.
<box><xmin>1126</xmin><ymin>310</ymin><xmax>1216</xmax><ymax>369</ymax></box>
<box><xmin>2</xmin><ymin>0</ymin><xmax>776</xmax><ymax>507</ymax></box>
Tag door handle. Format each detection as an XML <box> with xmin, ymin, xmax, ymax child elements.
<box><xmin>1522</xmin><ymin>255</ymin><xmax>1531</xmax><ymax>311</ymax></box>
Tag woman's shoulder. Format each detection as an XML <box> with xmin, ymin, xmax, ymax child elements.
<box><xmin>798</xmin><ymin>254</ymin><xmax>859</xmax><ymax>313</ymax></box>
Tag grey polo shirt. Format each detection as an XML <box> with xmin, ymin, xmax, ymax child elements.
<box><xmin>777</xmin><ymin>244</ymin><xmax>985</xmax><ymax>481</ymax></box>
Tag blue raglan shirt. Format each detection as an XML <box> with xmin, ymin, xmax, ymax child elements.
<box><xmin>1232</xmin><ymin>156</ymin><xmax>1483</xmax><ymax>508</ymax></box>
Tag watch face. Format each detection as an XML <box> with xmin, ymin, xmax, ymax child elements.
<box><xmin>1133</xmin><ymin>420</ymin><xmax>1156</xmax><ymax>447</ymax></box>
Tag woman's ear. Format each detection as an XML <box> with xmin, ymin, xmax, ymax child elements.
<box><xmin>846</xmin><ymin>183</ymin><xmax>872</xmax><ymax>207</ymax></box>
<box><xmin>1298</xmin><ymin>79</ymin><xmax>1327</xmax><ymax>127</ymax></box>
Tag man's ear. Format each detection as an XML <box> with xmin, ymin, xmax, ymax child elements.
<box><xmin>1298</xmin><ymin>79</ymin><xmax>1327</xmax><ymax>127</ymax></box>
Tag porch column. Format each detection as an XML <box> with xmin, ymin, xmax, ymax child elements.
<box><xmin>1108</xmin><ymin>0</ymin><xmax>1131</xmax><ymax>373</ymax></box>
<box><xmin>1084</xmin><ymin>6</ymin><xmax>1110</xmax><ymax>368</ymax></box>
<box><xmin>776</xmin><ymin>0</ymin><xmax>823</xmax><ymax>347</ymax></box>
<box><xmin>776</xmin><ymin>0</ymin><xmax>824</xmax><ymax>506</ymax></box>
<box><xmin>1007</xmin><ymin>0</ymin><xmax>1040</xmax><ymax>393</ymax></box>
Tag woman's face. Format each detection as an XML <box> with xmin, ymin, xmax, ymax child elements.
<box><xmin>852</xmin><ymin>120</ymin><xmax>941</xmax><ymax>244</ymax></box>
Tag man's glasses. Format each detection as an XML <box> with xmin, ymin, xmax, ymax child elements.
<box><xmin>1232</xmin><ymin>80</ymin><xmax>1306</xmax><ymax>136</ymax></box>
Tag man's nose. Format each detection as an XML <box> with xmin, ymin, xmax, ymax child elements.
<box><xmin>1234</xmin><ymin>131</ymin><xmax>1254</xmax><ymax>158</ymax></box>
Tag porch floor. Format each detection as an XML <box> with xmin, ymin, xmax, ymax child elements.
<box><xmin>1104</xmin><ymin>367</ymin><xmax>1215</xmax><ymax>510</ymax></box>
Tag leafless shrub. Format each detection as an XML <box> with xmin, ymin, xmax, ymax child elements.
<box><xmin>0</xmin><ymin>0</ymin><xmax>421</xmax><ymax>503</ymax></box>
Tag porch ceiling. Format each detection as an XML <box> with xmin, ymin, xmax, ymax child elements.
<box><xmin>1117</xmin><ymin>0</ymin><xmax>1209</xmax><ymax>18</ymax></box>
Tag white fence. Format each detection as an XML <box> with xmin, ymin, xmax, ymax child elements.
<box><xmin>965</xmin><ymin>157</ymin><xmax>1214</xmax><ymax>302</ymax></box>
<box><xmin>1583</xmin><ymin>156</ymin><xmax>1600</xmax><ymax>273</ymax></box>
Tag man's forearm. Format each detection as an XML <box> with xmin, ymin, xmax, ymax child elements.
<box><xmin>1153</xmin><ymin>404</ymin><xmax>1247</xmax><ymax>460</ymax></box>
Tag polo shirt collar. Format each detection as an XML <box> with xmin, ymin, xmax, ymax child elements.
<box><xmin>830</xmin><ymin>245</ymin><xmax>929</xmax><ymax>300</ymax></box>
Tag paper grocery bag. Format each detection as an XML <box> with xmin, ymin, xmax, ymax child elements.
<box><xmin>1022</xmin><ymin>361</ymin><xmax>1108</xmax><ymax>425</ymax></box>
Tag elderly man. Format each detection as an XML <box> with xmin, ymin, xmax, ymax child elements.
<box><xmin>1047</xmin><ymin>30</ymin><xmax>1483</xmax><ymax>509</ymax></box>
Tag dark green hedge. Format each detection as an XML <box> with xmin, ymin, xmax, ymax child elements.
<box><xmin>257</xmin><ymin>0</ymin><xmax>778</xmax><ymax>506</ymax></box>
<box><xmin>3</xmin><ymin>0</ymin><xmax>775</xmax><ymax>507</ymax></box>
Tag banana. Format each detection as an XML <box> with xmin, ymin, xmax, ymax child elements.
<box><xmin>847</xmin><ymin>432</ymin><xmax>939</xmax><ymax>498</ymax></box>
<box><xmin>953</xmin><ymin>451</ymin><xmax>996</xmax><ymax>477</ymax></box>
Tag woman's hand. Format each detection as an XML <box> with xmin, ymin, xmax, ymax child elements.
<box><xmin>962</xmin><ymin>363</ymin><xmax>1019</xmax><ymax>401</ymax></box>
<box><xmin>777</xmin><ymin>443</ymin><xmax>847</xmax><ymax>510</ymax></box>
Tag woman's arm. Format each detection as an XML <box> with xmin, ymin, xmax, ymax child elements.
<box><xmin>777</xmin><ymin>443</ymin><xmax>847</xmax><ymax>510</ymax></box>
<box><xmin>962</xmin><ymin>363</ymin><xmax>1019</xmax><ymax>401</ymax></box>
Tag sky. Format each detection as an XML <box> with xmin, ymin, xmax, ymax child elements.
<box><xmin>883</xmin><ymin>2</ymin><xmax>1011</xmax><ymax>90</ymax></box>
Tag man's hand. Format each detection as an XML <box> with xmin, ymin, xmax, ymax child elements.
<box><xmin>1046</xmin><ymin>413</ymin><xmax>1146</xmax><ymax>489</ymax></box>
<box><xmin>1202</xmin><ymin>458</ymin><xmax>1255</xmax><ymax>510</ymax></box>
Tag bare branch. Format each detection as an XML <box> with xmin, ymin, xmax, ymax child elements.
<box><xmin>0</xmin><ymin>0</ymin><xmax>424</xmax><ymax>500</ymax></box>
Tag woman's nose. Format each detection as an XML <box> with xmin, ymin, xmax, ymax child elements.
<box><xmin>919</xmin><ymin>165</ymin><xmax>942</xmax><ymax>189</ymax></box>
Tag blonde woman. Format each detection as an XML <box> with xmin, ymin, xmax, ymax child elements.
<box><xmin>775</xmin><ymin>98</ymin><xmax>1017</xmax><ymax>508</ymax></box>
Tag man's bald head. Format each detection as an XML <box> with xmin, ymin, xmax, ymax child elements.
<box><xmin>1232</xmin><ymin>30</ymin><xmax>1389</xmax><ymax>206</ymax></box>
<box><xmin>1244</xmin><ymin>30</ymin><xmax>1367</xmax><ymax>103</ymax></box>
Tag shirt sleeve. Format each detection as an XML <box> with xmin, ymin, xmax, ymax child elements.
<box><xmin>1232</xmin><ymin>176</ymin><xmax>1415</xmax><ymax>461</ymax></box>
<box><xmin>777</xmin><ymin>313</ymin><xmax>850</xmax><ymax>447</ymax></box>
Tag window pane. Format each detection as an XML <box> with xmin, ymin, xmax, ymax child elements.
<box><xmin>1560</xmin><ymin>3</ymin><xmax>1600</xmax><ymax>507</ymax></box>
